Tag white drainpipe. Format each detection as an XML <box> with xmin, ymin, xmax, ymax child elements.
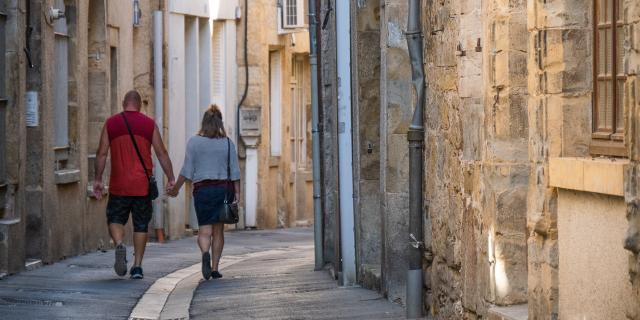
<box><xmin>244</xmin><ymin>147</ymin><xmax>258</xmax><ymax>228</ymax></box>
<box><xmin>336</xmin><ymin>0</ymin><xmax>356</xmax><ymax>286</ymax></box>
<box><xmin>153</xmin><ymin>11</ymin><xmax>165</xmax><ymax>233</ymax></box>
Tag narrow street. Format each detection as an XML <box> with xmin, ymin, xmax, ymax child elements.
<box><xmin>0</xmin><ymin>229</ymin><xmax>403</xmax><ymax>319</ymax></box>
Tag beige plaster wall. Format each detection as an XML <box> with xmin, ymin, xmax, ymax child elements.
<box><xmin>558</xmin><ymin>189</ymin><xmax>634</xmax><ymax>319</ymax></box>
<box><xmin>238</xmin><ymin>0</ymin><xmax>311</xmax><ymax>229</ymax></box>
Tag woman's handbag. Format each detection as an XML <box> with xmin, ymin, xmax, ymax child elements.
<box><xmin>220</xmin><ymin>138</ymin><xmax>239</xmax><ymax>224</ymax></box>
<box><xmin>121</xmin><ymin>113</ymin><xmax>159</xmax><ymax>200</ymax></box>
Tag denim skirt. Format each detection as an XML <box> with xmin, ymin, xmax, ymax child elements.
<box><xmin>193</xmin><ymin>184</ymin><xmax>234</xmax><ymax>226</ymax></box>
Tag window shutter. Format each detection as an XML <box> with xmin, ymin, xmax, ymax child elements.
<box><xmin>591</xmin><ymin>0</ymin><xmax>627</xmax><ymax>155</ymax></box>
<box><xmin>270</xmin><ymin>51</ymin><xmax>282</xmax><ymax>156</ymax></box>
<box><xmin>53</xmin><ymin>0</ymin><xmax>69</xmax><ymax>148</ymax></box>
<box><xmin>282</xmin><ymin>0</ymin><xmax>304</xmax><ymax>29</ymax></box>
<box><xmin>212</xmin><ymin>22</ymin><xmax>224</xmax><ymax>107</ymax></box>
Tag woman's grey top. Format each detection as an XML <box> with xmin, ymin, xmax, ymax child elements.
<box><xmin>179</xmin><ymin>135</ymin><xmax>241</xmax><ymax>182</ymax></box>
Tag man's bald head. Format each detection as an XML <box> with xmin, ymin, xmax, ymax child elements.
<box><xmin>122</xmin><ymin>90</ymin><xmax>142</xmax><ymax>110</ymax></box>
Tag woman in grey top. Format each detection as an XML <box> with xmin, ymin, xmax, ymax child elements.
<box><xmin>168</xmin><ymin>105</ymin><xmax>241</xmax><ymax>280</ymax></box>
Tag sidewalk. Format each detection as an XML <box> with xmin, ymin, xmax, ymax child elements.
<box><xmin>190</xmin><ymin>243</ymin><xmax>404</xmax><ymax>319</ymax></box>
<box><xmin>0</xmin><ymin>228</ymin><xmax>404</xmax><ymax>319</ymax></box>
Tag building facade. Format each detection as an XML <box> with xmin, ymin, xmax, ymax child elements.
<box><xmin>0</xmin><ymin>0</ymin><xmax>165</xmax><ymax>274</ymax></box>
<box><xmin>317</xmin><ymin>0</ymin><xmax>640</xmax><ymax>319</ymax></box>
<box><xmin>0</xmin><ymin>0</ymin><xmax>313</xmax><ymax>275</ymax></box>
<box><xmin>237</xmin><ymin>0</ymin><xmax>313</xmax><ymax>229</ymax></box>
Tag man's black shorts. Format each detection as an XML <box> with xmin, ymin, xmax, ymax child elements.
<box><xmin>106</xmin><ymin>195</ymin><xmax>152</xmax><ymax>233</ymax></box>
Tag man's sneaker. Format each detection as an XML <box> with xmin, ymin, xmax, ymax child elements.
<box><xmin>114</xmin><ymin>244</ymin><xmax>127</xmax><ymax>277</ymax></box>
<box><xmin>202</xmin><ymin>252</ymin><xmax>212</xmax><ymax>280</ymax></box>
<box><xmin>130</xmin><ymin>266</ymin><xmax>144</xmax><ymax>279</ymax></box>
<box><xmin>211</xmin><ymin>271</ymin><xmax>223</xmax><ymax>279</ymax></box>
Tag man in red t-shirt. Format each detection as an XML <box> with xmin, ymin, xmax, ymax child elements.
<box><xmin>93</xmin><ymin>90</ymin><xmax>175</xmax><ymax>279</ymax></box>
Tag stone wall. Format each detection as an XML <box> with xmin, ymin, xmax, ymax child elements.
<box><xmin>0</xmin><ymin>0</ymin><xmax>27</xmax><ymax>274</ymax></box>
<box><xmin>424</xmin><ymin>0</ymin><xmax>530</xmax><ymax>317</ymax></box>
<box><xmin>352</xmin><ymin>0</ymin><xmax>382</xmax><ymax>290</ymax></box>
<box><xmin>424</xmin><ymin>0</ymin><xmax>466</xmax><ymax>315</ymax></box>
<box><xmin>380</xmin><ymin>0</ymin><xmax>412</xmax><ymax>304</ymax></box>
<box><xmin>527</xmin><ymin>0</ymin><xmax>593</xmax><ymax>318</ymax></box>
<box><xmin>318</xmin><ymin>0</ymin><xmax>340</xmax><ymax>274</ymax></box>
<box><xmin>624</xmin><ymin>0</ymin><xmax>640</xmax><ymax>318</ymax></box>
<box><xmin>13</xmin><ymin>0</ymin><xmax>161</xmax><ymax>268</ymax></box>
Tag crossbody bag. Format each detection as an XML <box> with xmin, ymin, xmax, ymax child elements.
<box><xmin>219</xmin><ymin>137</ymin><xmax>239</xmax><ymax>224</ymax></box>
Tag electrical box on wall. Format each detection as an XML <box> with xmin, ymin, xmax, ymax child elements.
<box><xmin>239</xmin><ymin>107</ymin><xmax>261</xmax><ymax>146</ymax></box>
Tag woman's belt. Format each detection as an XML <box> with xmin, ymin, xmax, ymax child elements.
<box><xmin>193</xmin><ymin>179</ymin><xmax>229</xmax><ymax>191</ymax></box>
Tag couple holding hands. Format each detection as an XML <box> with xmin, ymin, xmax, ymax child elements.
<box><xmin>94</xmin><ymin>90</ymin><xmax>240</xmax><ymax>280</ymax></box>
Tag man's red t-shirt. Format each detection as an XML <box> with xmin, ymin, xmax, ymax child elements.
<box><xmin>106</xmin><ymin>111</ymin><xmax>155</xmax><ymax>197</ymax></box>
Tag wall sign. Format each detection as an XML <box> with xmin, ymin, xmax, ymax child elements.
<box><xmin>26</xmin><ymin>91</ymin><xmax>39</xmax><ymax>127</ymax></box>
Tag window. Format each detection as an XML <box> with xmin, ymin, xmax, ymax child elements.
<box><xmin>592</xmin><ymin>0</ymin><xmax>627</xmax><ymax>156</ymax></box>
<box><xmin>278</xmin><ymin>0</ymin><xmax>305</xmax><ymax>31</ymax></box>
<box><xmin>53</xmin><ymin>0</ymin><xmax>69</xmax><ymax>149</ymax></box>
<box><xmin>212</xmin><ymin>21</ymin><xmax>225</xmax><ymax>106</ymax></box>
<box><xmin>290</xmin><ymin>56</ymin><xmax>306</xmax><ymax>168</ymax></box>
<box><xmin>110</xmin><ymin>46</ymin><xmax>118</xmax><ymax>115</ymax></box>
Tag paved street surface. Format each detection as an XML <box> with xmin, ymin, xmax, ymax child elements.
<box><xmin>0</xmin><ymin>228</ymin><xmax>404</xmax><ymax>319</ymax></box>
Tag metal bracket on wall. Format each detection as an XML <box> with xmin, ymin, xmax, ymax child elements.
<box><xmin>409</xmin><ymin>233</ymin><xmax>424</xmax><ymax>249</ymax></box>
<box><xmin>321</xmin><ymin>0</ymin><xmax>333</xmax><ymax>30</ymax></box>
<box><xmin>475</xmin><ymin>38</ymin><xmax>482</xmax><ymax>52</ymax></box>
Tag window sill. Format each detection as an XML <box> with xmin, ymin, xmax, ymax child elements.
<box><xmin>269</xmin><ymin>156</ymin><xmax>280</xmax><ymax>168</ymax></box>
<box><xmin>549</xmin><ymin>157</ymin><xmax>628</xmax><ymax>197</ymax></box>
<box><xmin>0</xmin><ymin>218</ymin><xmax>20</xmax><ymax>226</ymax></box>
<box><xmin>54</xmin><ymin>169</ymin><xmax>81</xmax><ymax>185</ymax></box>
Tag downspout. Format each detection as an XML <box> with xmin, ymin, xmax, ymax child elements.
<box><xmin>237</xmin><ymin>0</ymin><xmax>248</xmax><ymax>151</ymax></box>
<box><xmin>336</xmin><ymin>0</ymin><xmax>356</xmax><ymax>286</ymax></box>
<box><xmin>152</xmin><ymin>10</ymin><xmax>165</xmax><ymax>242</ymax></box>
<box><xmin>405</xmin><ymin>0</ymin><xmax>425</xmax><ymax>318</ymax></box>
<box><xmin>308</xmin><ymin>0</ymin><xmax>323</xmax><ymax>271</ymax></box>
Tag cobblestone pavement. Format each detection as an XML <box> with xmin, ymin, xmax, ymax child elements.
<box><xmin>0</xmin><ymin>228</ymin><xmax>405</xmax><ymax>319</ymax></box>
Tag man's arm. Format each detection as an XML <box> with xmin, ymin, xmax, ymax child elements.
<box><xmin>93</xmin><ymin>125</ymin><xmax>110</xmax><ymax>200</ymax></box>
<box><xmin>152</xmin><ymin>125</ymin><xmax>176</xmax><ymax>188</ymax></box>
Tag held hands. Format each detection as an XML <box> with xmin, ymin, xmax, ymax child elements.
<box><xmin>166</xmin><ymin>180</ymin><xmax>179</xmax><ymax>197</ymax></box>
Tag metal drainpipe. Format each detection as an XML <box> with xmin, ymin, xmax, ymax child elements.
<box><xmin>406</xmin><ymin>0</ymin><xmax>425</xmax><ymax>318</ymax></box>
<box><xmin>152</xmin><ymin>10</ymin><xmax>165</xmax><ymax>242</ymax></box>
<box><xmin>237</xmin><ymin>0</ymin><xmax>249</xmax><ymax>155</ymax></box>
<box><xmin>308</xmin><ymin>0</ymin><xmax>324</xmax><ymax>271</ymax></box>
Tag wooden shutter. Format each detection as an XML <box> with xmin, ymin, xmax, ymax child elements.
<box><xmin>270</xmin><ymin>51</ymin><xmax>282</xmax><ymax>156</ymax></box>
<box><xmin>592</xmin><ymin>0</ymin><xmax>626</xmax><ymax>156</ymax></box>
<box><xmin>212</xmin><ymin>22</ymin><xmax>224</xmax><ymax>106</ymax></box>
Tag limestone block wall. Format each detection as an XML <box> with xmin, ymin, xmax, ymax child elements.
<box><xmin>425</xmin><ymin>0</ymin><xmax>529</xmax><ymax>317</ymax></box>
<box><xmin>319</xmin><ymin>0</ymin><xmax>340</xmax><ymax>273</ymax></box>
<box><xmin>0</xmin><ymin>0</ymin><xmax>27</xmax><ymax>274</ymax></box>
<box><xmin>352</xmin><ymin>0</ymin><xmax>382</xmax><ymax>289</ymax></box>
<box><xmin>424</xmin><ymin>0</ymin><xmax>466</xmax><ymax>316</ymax></box>
<box><xmin>624</xmin><ymin>0</ymin><xmax>640</xmax><ymax>318</ymax></box>
<box><xmin>526</xmin><ymin>0</ymin><xmax>593</xmax><ymax>317</ymax></box>
<box><xmin>380</xmin><ymin>0</ymin><xmax>412</xmax><ymax>304</ymax></box>
<box><xmin>482</xmin><ymin>0</ymin><xmax>529</xmax><ymax>307</ymax></box>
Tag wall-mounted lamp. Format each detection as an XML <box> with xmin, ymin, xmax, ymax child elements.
<box><xmin>235</xmin><ymin>6</ymin><xmax>242</xmax><ymax>20</ymax></box>
<box><xmin>133</xmin><ymin>0</ymin><xmax>142</xmax><ymax>27</ymax></box>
